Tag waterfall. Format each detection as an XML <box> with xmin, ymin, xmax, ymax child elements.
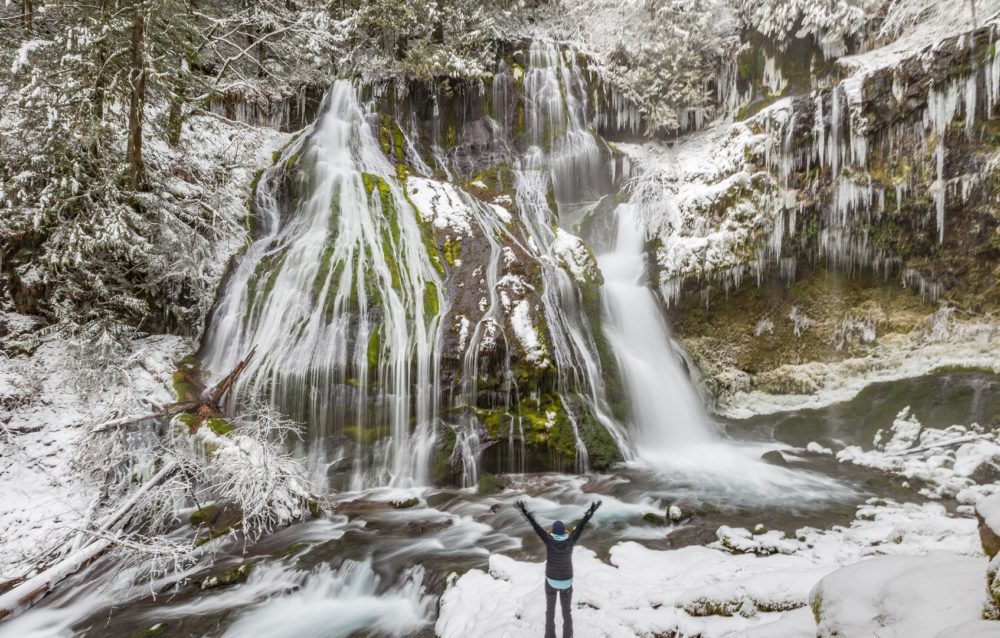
<box><xmin>512</xmin><ymin>41</ymin><xmax>633</xmax><ymax>468</ymax></box>
<box><xmin>598</xmin><ymin>204</ymin><xmax>714</xmax><ymax>450</ymax></box>
<box><xmin>202</xmin><ymin>80</ymin><xmax>444</xmax><ymax>491</ymax></box>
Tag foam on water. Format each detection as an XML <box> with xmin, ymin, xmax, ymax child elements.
<box><xmin>221</xmin><ymin>560</ymin><xmax>433</xmax><ymax>638</ymax></box>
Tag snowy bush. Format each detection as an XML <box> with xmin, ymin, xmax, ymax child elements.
<box><xmin>737</xmin><ymin>0</ymin><xmax>890</xmax><ymax>58</ymax></box>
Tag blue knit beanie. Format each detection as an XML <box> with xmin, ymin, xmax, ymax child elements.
<box><xmin>551</xmin><ymin>520</ymin><xmax>566</xmax><ymax>535</ymax></box>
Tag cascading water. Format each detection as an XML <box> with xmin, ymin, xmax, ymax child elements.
<box><xmin>598</xmin><ymin>204</ymin><xmax>851</xmax><ymax>502</ymax></box>
<box><xmin>598</xmin><ymin>204</ymin><xmax>713</xmax><ymax>449</ymax></box>
<box><xmin>512</xmin><ymin>41</ymin><xmax>633</xmax><ymax>467</ymax></box>
<box><xmin>202</xmin><ymin>80</ymin><xmax>444</xmax><ymax>491</ymax></box>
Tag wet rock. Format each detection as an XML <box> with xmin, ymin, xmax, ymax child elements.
<box><xmin>426</xmin><ymin>492</ymin><xmax>455</xmax><ymax>509</ymax></box>
<box><xmin>643</xmin><ymin>512</ymin><xmax>666</xmax><ymax>525</ymax></box>
<box><xmin>970</xmin><ymin>460</ymin><xmax>1000</xmax><ymax>486</ymax></box>
<box><xmin>199</xmin><ymin>561</ymin><xmax>254</xmax><ymax>590</ymax></box>
<box><xmin>761</xmin><ymin>450</ymin><xmax>788</xmax><ymax>466</ymax></box>
<box><xmin>477</xmin><ymin>472</ymin><xmax>501</xmax><ymax>495</ymax></box>
<box><xmin>390</xmin><ymin>496</ymin><xmax>420</xmax><ymax>509</ymax></box>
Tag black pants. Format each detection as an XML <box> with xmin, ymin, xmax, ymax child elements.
<box><xmin>544</xmin><ymin>582</ymin><xmax>573</xmax><ymax>638</ymax></box>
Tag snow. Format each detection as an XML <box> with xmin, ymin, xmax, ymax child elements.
<box><xmin>9</xmin><ymin>40</ymin><xmax>51</xmax><ymax>75</ymax></box>
<box><xmin>510</xmin><ymin>300</ymin><xmax>549</xmax><ymax>367</ymax></box>
<box><xmin>552</xmin><ymin>228</ymin><xmax>598</xmax><ymax>283</ymax></box>
<box><xmin>810</xmin><ymin>552</ymin><xmax>994</xmax><ymax>638</ymax></box>
<box><xmin>0</xmin><ymin>335</ymin><xmax>192</xmax><ymax>580</ymax></box>
<box><xmin>406</xmin><ymin>176</ymin><xmax>474</xmax><ymax>236</ymax></box>
<box><xmin>977</xmin><ymin>494</ymin><xmax>1000</xmax><ymax>538</ymax></box>
<box><xmin>437</xmin><ymin>496</ymin><xmax>984</xmax><ymax>637</ymax></box>
<box><xmin>836</xmin><ymin>407</ymin><xmax>1000</xmax><ymax>502</ymax></box>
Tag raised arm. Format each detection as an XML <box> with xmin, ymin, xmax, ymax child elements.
<box><xmin>515</xmin><ymin>500</ymin><xmax>550</xmax><ymax>544</ymax></box>
<box><xmin>570</xmin><ymin>500</ymin><xmax>601</xmax><ymax>543</ymax></box>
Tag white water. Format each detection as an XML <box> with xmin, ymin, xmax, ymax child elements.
<box><xmin>201</xmin><ymin>80</ymin><xmax>443</xmax><ymax>490</ymax></box>
<box><xmin>599</xmin><ymin>205</ymin><xmax>851</xmax><ymax>501</ymax></box>
<box><xmin>221</xmin><ymin>560</ymin><xmax>434</xmax><ymax>638</ymax></box>
<box><xmin>514</xmin><ymin>41</ymin><xmax>633</xmax><ymax>466</ymax></box>
<box><xmin>598</xmin><ymin>204</ymin><xmax>713</xmax><ymax>449</ymax></box>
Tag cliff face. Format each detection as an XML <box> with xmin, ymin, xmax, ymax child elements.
<box><xmin>631</xmin><ymin>14</ymin><xmax>1000</xmax><ymax>409</ymax></box>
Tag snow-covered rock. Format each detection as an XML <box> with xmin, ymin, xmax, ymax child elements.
<box><xmin>809</xmin><ymin>552</ymin><xmax>995</xmax><ymax>638</ymax></box>
<box><xmin>977</xmin><ymin>494</ymin><xmax>1000</xmax><ymax>559</ymax></box>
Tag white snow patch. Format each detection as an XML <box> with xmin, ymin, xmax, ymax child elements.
<box><xmin>810</xmin><ymin>552</ymin><xmax>994</xmax><ymax>638</ymax></box>
<box><xmin>552</xmin><ymin>228</ymin><xmax>598</xmax><ymax>283</ymax></box>
<box><xmin>406</xmin><ymin>177</ymin><xmax>474</xmax><ymax>236</ymax></box>
<box><xmin>510</xmin><ymin>300</ymin><xmax>548</xmax><ymax>368</ymax></box>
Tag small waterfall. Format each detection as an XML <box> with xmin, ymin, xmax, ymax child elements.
<box><xmin>202</xmin><ymin>80</ymin><xmax>444</xmax><ymax>490</ymax></box>
<box><xmin>512</xmin><ymin>41</ymin><xmax>634</xmax><ymax>469</ymax></box>
<box><xmin>598</xmin><ymin>204</ymin><xmax>714</xmax><ymax>449</ymax></box>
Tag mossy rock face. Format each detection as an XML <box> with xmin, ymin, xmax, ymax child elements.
<box><xmin>643</xmin><ymin>512</ymin><xmax>665</xmax><ymax>525</ymax></box>
<box><xmin>190</xmin><ymin>504</ymin><xmax>220</xmax><ymax>528</ymax></box>
<box><xmin>671</xmin><ymin>265</ymin><xmax>935</xmax><ymax>398</ymax></box>
<box><xmin>477</xmin><ymin>393</ymin><xmax>624</xmax><ymax>472</ymax></box>
<box><xmin>172</xmin><ymin>354</ymin><xmax>204</xmax><ymax>402</ymax></box>
<box><xmin>190</xmin><ymin>502</ymin><xmax>243</xmax><ymax>535</ymax></box>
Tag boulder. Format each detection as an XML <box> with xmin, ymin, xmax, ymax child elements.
<box><xmin>810</xmin><ymin>552</ymin><xmax>988</xmax><ymax>638</ymax></box>
<box><xmin>761</xmin><ymin>450</ymin><xmax>788</xmax><ymax>466</ymax></box>
<box><xmin>975</xmin><ymin>494</ymin><xmax>1000</xmax><ymax>559</ymax></box>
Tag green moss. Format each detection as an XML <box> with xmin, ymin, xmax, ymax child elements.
<box><xmin>443</xmin><ymin>237</ymin><xmax>461</xmax><ymax>266</ymax></box>
<box><xmin>424</xmin><ymin>282</ymin><xmax>440</xmax><ymax>325</ymax></box>
<box><xmin>190</xmin><ymin>503</ymin><xmax>220</xmax><ymax>527</ymax></box>
<box><xmin>200</xmin><ymin>562</ymin><xmax>254</xmax><ymax>590</ymax></box>
<box><xmin>581</xmin><ymin>281</ymin><xmax>627</xmax><ymax>422</ymax></box>
<box><xmin>312</xmin><ymin>242</ymin><xmax>337</xmax><ymax>302</ymax></box>
<box><xmin>133</xmin><ymin>623</ymin><xmax>166</xmax><ymax>637</ymax></box>
<box><xmin>206</xmin><ymin>417</ymin><xmax>234</xmax><ymax>436</ymax></box>
<box><xmin>432</xmin><ymin>424</ymin><xmax>458</xmax><ymax>483</ymax></box>
<box><xmin>176</xmin><ymin>412</ymin><xmax>200</xmax><ymax>431</ymax></box>
<box><xmin>478</xmin><ymin>472</ymin><xmax>501</xmax><ymax>494</ymax></box>
<box><xmin>343</xmin><ymin>424</ymin><xmax>384</xmax><ymax>444</ymax></box>
<box><xmin>367</xmin><ymin>325</ymin><xmax>381</xmax><ymax>370</ymax></box>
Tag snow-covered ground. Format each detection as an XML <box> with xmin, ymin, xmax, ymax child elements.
<box><xmin>437</xmin><ymin>497</ymin><xmax>993</xmax><ymax>637</ymax></box>
<box><xmin>0</xmin><ymin>333</ymin><xmax>191</xmax><ymax>580</ymax></box>
<box><xmin>438</xmin><ymin>400</ymin><xmax>1000</xmax><ymax>637</ymax></box>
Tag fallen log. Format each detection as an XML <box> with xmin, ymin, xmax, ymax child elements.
<box><xmin>0</xmin><ymin>461</ymin><xmax>180</xmax><ymax>621</ymax></box>
<box><xmin>92</xmin><ymin>401</ymin><xmax>203</xmax><ymax>432</ymax></box>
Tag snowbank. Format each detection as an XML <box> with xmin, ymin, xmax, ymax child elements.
<box><xmin>836</xmin><ymin>407</ymin><xmax>1000</xmax><ymax>504</ymax></box>
<box><xmin>810</xmin><ymin>552</ymin><xmax>994</xmax><ymax>638</ymax></box>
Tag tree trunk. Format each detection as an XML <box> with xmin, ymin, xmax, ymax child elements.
<box><xmin>21</xmin><ymin>0</ymin><xmax>32</xmax><ymax>34</ymax></box>
<box><xmin>126</xmin><ymin>2</ymin><xmax>147</xmax><ymax>189</ymax></box>
<box><xmin>167</xmin><ymin>63</ymin><xmax>186</xmax><ymax>147</ymax></box>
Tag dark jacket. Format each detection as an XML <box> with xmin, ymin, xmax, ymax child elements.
<box><xmin>522</xmin><ymin>509</ymin><xmax>595</xmax><ymax>581</ymax></box>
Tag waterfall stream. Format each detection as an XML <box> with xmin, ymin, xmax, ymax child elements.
<box><xmin>598</xmin><ymin>204</ymin><xmax>714</xmax><ymax>449</ymax></box>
